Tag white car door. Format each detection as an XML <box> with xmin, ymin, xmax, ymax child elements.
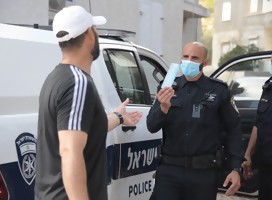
<box><xmin>92</xmin><ymin>41</ymin><xmax>168</xmax><ymax>200</ymax></box>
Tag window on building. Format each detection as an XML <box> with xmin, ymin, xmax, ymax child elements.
<box><xmin>221</xmin><ymin>42</ymin><xmax>231</xmax><ymax>56</ymax></box>
<box><xmin>262</xmin><ymin>0</ymin><xmax>272</xmax><ymax>13</ymax></box>
<box><xmin>249</xmin><ymin>38</ymin><xmax>258</xmax><ymax>46</ymax></box>
<box><xmin>250</xmin><ymin>0</ymin><xmax>258</xmax><ymax>13</ymax></box>
<box><xmin>222</xmin><ymin>2</ymin><xmax>231</xmax><ymax>21</ymax></box>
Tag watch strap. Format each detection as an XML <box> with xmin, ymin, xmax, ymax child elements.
<box><xmin>114</xmin><ymin>112</ymin><xmax>124</xmax><ymax>124</ymax></box>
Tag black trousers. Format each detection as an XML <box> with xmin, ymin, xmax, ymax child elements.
<box><xmin>151</xmin><ymin>164</ymin><xmax>218</xmax><ymax>200</ymax></box>
<box><xmin>258</xmin><ymin>169</ymin><xmax>272</xmax><ymax>200</ymax></box>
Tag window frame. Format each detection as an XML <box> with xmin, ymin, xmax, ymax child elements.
<box><xmin>103</xmin><ymin>48</ymin><xmax>153</xmax><ymax>105</ymax></box>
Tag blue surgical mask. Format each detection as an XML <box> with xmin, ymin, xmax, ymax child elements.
<box><xmin>180</xmin><ymin>60</ymin><xmax>202</xmax><ymax>78</ymax></box>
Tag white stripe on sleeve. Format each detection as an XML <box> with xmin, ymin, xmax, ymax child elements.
<box><xmin>68</xmin><ymin>65</ymin><xmax>87</xmax><ymax>130</ymax></box>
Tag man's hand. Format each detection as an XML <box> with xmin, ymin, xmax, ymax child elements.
<box><xmin>116</xmin><ymin>98</ymin><xmax>143</xmax><ymax>126</ymax></box>
<box><xmin>223</xmin><ymin>170</ymin><xmax>241</xmax><ymax>196</ymax></box>
<box><xmin>241</xmin><ymin>156</ymin><xmax>253</xmax><ymax>180</ymax></box>
<box><xmin>156</xmin><ymin>87</ymin><xmax>175</xmax><ymax>114</ymax></box>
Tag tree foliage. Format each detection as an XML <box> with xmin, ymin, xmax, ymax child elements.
<box><xmin>218</xmin><ymin>44</ymin><xmax>260</xmax><ymax>70</ymax></box>
<box><xmin>200</xmin><ymin>0</ymin><xmax>214</xmax><ymax>11</ymax></box>
<box><xmin>200</xmin><ymin>0</ymin><xmax>214</xmax><ymax>64</ymax></box>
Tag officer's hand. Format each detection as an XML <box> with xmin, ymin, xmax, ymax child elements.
<box><xmin>223</xmin><ymin>171</ymin><xmax>241</xmax><ymax>196</ymax></box>
<box><xmin>156</xmin><ymin>87</ymin><xmax>175</xmax><ymax>114</ymax></box>
<box><xmin>241</xmin><ymin>156</ymin><xmax>253</xmax><ymax>180</ymax></box>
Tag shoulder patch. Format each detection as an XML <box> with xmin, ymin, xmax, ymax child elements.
<box><xmin>208</xmin><ymin>77</ymin><xmax>228</xmax><ymax>87</ymax></box>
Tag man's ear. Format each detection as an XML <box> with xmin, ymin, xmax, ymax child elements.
<box><xmin>86</xmin><ymin>28</ymin><xmax>95</xmax><ymax>42</ymax></box>
<box><xmin>202</xmin><ymin>59</ymin><xmax>209</xmax><ymax>67</ymax></box>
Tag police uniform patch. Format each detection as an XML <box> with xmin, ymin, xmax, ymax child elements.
<box><xmin>206</xmin><ymin>93</ymin><xmax>216</xmax><ymax>102</ymax></box>
<box><xmin>230</xmin><ymin>96</ymin><xmax>239</xmax><ymax>113</ymax></box>
<box><xmin>260</xmin><ymin>98</ymin><xmax>268</xmax><ymax>103</ymax></box>
<box><xmin>203</xmin><ymin>89</ymin><xmax>216</xmax><ymax>102</ymax></box>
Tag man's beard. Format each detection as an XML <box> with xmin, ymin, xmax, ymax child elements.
<box><xmin>91</xmin><ymin>31</ymin><xmax>100</xmax><ymax>61</ymax></box>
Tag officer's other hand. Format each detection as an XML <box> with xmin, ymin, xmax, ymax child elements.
<box><xmin>223</xmin><ymin>171</ymin><xmax>241</xmax><ymax>196</ymax></box>
<box><xmin>241</xmin><ymin>156</ymin><xmax>253</xmax><ymax>180</ymax></box>
<box><xmin>156</xmin><ymin>87</ymin><xmax>175</xmax><ymax>114</ymax></box>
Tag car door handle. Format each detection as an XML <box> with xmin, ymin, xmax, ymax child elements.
<box><xmin>122</xmin><ymin>125</ymin><xmax>136</xmax><ymax>132</ymax></box>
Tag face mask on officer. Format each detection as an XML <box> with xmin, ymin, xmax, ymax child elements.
<box><xmin>180</xmin><ymin>60</ymin><xmax>203</xmax><ymax>78</ymax></box>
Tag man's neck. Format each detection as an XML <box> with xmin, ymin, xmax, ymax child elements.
<box><xmin>61</xmin><ymin>52</ymin><xmax>92</xmax><ymax>74</ymax></box>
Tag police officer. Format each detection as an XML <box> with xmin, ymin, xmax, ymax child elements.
<box><xmin>242</xmin><ymin>56</ymin><xmax>272</xmax><ymax>200</ymax></box>
<box><xmin>147</xmin><ymin>42</ymin><xmax>243</xmax><ymax>200</ymax></box>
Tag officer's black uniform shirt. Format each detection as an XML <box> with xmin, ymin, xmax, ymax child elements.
<box><xmin>147</xmin><ymin>75</ymin><xmax>243</xmax><ymax>169</ymax></box>
<box><xmin>255</xmin><ymin>77</ymin><xmax>272</xmax><ymax>166</ymax></box>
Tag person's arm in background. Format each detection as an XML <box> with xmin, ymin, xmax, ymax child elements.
<box><xmin>241</xmin><ymin>126</ymin><xmax>257</xmax><ymax>179</ymax></box>
<box><xmin>58</xmin><ymin>130</ymin><xmax>89</xmax><ymax>200</ymax></box>
<box><xmin>146</xmin><ymin>87</ymin><xmax>174</xmax><ymax>133</ymax></box>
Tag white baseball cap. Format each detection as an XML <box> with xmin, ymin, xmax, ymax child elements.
<box><xmin>53</xmin><ymin>5</ymin><xmax>107</xmax><ymax>42</ymax></box>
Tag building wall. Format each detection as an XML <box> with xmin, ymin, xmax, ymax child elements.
<box><xmin>212</xmin><ymin>0</ymin><xmax>272</xmax><ymax>69</ymax></box>
<box><xmin>0</xmin><ymin>0</ymin><xmax>209</xmax><ymax>65</ymax></box>
<box><xmin>86</xmin><ymin>0</ymin><xmax>187</xmax><ymax>63</ymax></box>
<box><xmin>54</xmin><ymin>0</ymin><xmax>208</xmax><ymax>64</ymax></box>
<box><xmin>146</xmin><ymin>0</ymin><xmax>184</xmax><ymax>63</ymax></box>
<box><xmin>0</xmin><ymin>0</ymin><xmax>48</xmax><ymax>25</ymax></box>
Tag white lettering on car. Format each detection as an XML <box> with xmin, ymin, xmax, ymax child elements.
<box><xmin>128</xmin><ymin>180</ymin><xmax>152</xmax><ymax>197</ymax></box>
<box><xmin>127</xmin><ymin>147</ymin><xmax>157</xmax><ymax>170</ymax></box>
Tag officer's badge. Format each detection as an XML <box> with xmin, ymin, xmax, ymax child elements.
<box><xmin>15</xmin><ymin>132</ymin><xmax>37</xmax><ymax>185</ymax></box>
<box><xmin>205</xmin><ymin>93</ymin><xmax>216</xmax><ymax>102</ymax></box>
<box><xmin>230</xmin><ymin>96</ymin><xmax>239</xmax><ymax>113</ymax></box>
<box><xmin>260</xmin><ymin>98</ymin><xmax>268</xmax><ymax>103</ymax></box>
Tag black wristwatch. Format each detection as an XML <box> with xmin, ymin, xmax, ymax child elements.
<box><xmin>114</xmin><ymin>112</ymin><xmax>124</xmax><ymax>124</ymax></box>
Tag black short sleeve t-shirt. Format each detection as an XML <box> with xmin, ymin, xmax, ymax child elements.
<box><xmin>35</xmin><ymin>64</ymin><xmax>108</xmax><ymax>200</ymax></box>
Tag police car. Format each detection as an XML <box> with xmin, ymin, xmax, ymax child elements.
<box><xmin>0</xmin><ymin>22</ymin><xmax>270</xmax><ymax>199</ymax></box>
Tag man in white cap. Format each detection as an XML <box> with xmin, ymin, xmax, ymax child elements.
<box><xmin>35</xmin><ymin>5</ymin><xmax>142</xmax><ymax>200</ymax></box>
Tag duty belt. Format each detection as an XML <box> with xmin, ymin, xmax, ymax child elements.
<box><xmin>161</xmin><ymin>155</ymin><xmax>216</xmax><ymax>169</ymax></box>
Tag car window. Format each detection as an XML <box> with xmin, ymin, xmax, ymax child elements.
<box><xmin>140</xmin><ymin>56</ymin><xmax>164</xmax><ymax>102</ymax></box>
<box><xmin>216</xmin><ymin>57</ymin><xmax>271</xmax><ymax>108</ymax></box>
<box><xmin>103</xmin><ymin>49</ymin><xmax>146</xmax><ymax>104</ymax></box>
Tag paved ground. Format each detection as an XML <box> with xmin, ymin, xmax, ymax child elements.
<box><xmin>217</xmin><ymin>193</ymin><xmax>257</xmax><ymax>200</ymax></box>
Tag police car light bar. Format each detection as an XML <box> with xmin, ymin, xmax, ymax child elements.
<box><xmin>96</xmin><ymin>28</ymin><xmax>136</xmax><ymax>41</ymax></box>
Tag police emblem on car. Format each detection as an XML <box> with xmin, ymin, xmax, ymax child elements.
<box><xmin>15</xmin><ymin>132</ymin><xmax>37</xmax><ymax>185</ymax></box>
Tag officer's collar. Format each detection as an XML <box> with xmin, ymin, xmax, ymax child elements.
<box><xmin>177</xmin><ymin>74</ymin><xmax>211</xmax><ymax>90</ymax></box>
